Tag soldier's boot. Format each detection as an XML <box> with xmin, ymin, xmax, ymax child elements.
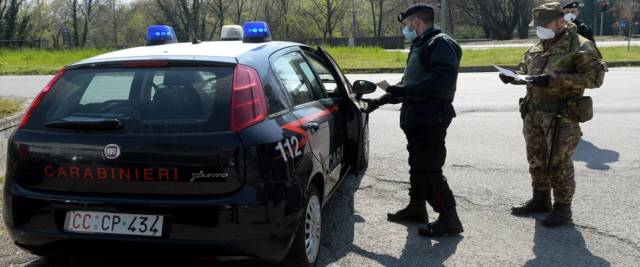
<box><xmin>387</xmin><ymin>198</ymin><xmax>428</xmax><ymax>223</ymax></box>
<box><xmin>511</xmin><ymin>189</ymin><xmax>552</xmax><ymax>216</ymax></box>
<box><xmin>542</xmin><ymin>202</ymin><xmax>572</xmax><ymax>227</ymax></box>
<box><xmin>417</xmin><ymin>206</ymin><xmax>463</xmax><ymax>237</ymax></box>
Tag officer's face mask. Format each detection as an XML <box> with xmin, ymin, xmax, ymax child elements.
<box><xmin>536</xmin><ymin>26</ymin><xmax>556</xmax><ymax>40</ymax></box>
<box><xmin>402</xmin><ymin>17</ymin><xmax>418</xmax><ymax>42</ymax></box>
<box><xmin>564</xmin><ymin>13</ymin><xmax>577</xmax><ymax>23</ymax></box>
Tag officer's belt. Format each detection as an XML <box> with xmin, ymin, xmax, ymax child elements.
<box><xmin>527</xmin><ymin>100</ymin><xmax>567</xmax><ymax>112</ymax></box>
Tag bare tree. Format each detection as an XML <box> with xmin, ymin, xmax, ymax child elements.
<box><xmin>452</xmin><ymin>0</ymin><xmax>529</xmax><ymax>40</ymax></box>
<box><xmin>156</xmin><ymin>0</ymin><xmax>208</xmax><ymax>41</ymax></box>
<box><xmin>234</xmin><ymin>0</ymin><xmax>246</xmax><ymax>24</ymax></box>
<box><xmin>206</xmin><ymin>0</ymin><xmax>231</xmax><ymax>40</ymax></box>
<box><xmin>274</xmin><ymin>0</ymin><xmax>295</xmax><ymax>38</ymax></box>
<box><xmin>304</xmin><ymin>0</ymin><xmax>349</xmax><ymax>38</ymax></box>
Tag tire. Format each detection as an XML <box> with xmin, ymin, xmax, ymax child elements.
<box><xmin>282</xmin><ymin>186</ymin><xmax>322</xmax><ymax>267</ymax></box>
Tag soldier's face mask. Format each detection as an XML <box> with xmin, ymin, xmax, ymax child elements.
<box><xmin>536</xmin><ymin>26</ymin><xmax>556</xmax><ymax>40</ymax></box>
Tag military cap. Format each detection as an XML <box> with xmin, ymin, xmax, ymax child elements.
<box><xmin>562</xmin><ymin>1</ymin><xmax>580</xmax><ymax>9</ymax></box>
<box><xmin>533</xmin><ymin>2</ymin><xmax>564</xmax><ymax>27</ymax></box>
<box><xmin>398</xmin><ymin>4</ymin><xmax>434</xmax><ymax>23</ymax></box>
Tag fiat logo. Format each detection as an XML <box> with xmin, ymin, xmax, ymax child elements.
<box><xmin>104</xmin><ymin>144</ymin><xmax>121</xmax><ymax>160</ymax></box>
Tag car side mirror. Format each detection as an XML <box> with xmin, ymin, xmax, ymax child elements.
<box><xmin>352</xmin><ymin>80</ymin><xmax>377</xmax><ymax>96</ymax></box>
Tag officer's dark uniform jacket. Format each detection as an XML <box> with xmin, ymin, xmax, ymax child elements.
<box><xmin>380</xmin><ymin>27</ymin><xmax>462</xmax><ymax>130</ymax></box>
<box><xmin>573</xmin><ymin>18</ymin><xmax>596</xmax><ymax>45</ymax></box>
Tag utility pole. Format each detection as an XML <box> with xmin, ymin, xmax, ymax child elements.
<box><xmin>440</xmin><ymin>0</ymin><xmax>449</xmax><ymax>33</ymax></box>
<box><xmin>349</xmin><ymin>0</ymin><xmax>356</xmax><ymax>47</ymax></box>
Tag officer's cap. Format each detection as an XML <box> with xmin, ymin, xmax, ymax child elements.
<box><xmin>562</xmin><ymin>1</ymin><xmax>581</xmax><ymax>9</ymax></box>
<box><xmin>533</xmin><ymin>2</ymin><xmax>564</xmax><ymax>27</ymax></box>
<box><xmin>398</xmin><ymin>4</ymin><xmax>434</xmax><ymax>23</ymax></box>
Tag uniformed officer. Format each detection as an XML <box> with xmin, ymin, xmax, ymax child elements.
<box><xmin>363</xmin><ymin>4</ymin><xmax>463</xmax><ymax>237</ymax></box>
<box><xmin>499</xmin><ymin>2</ymin><xmax>605</xmax><ymax>227</ymax></box>
<box><xmin>562</xmin><ymin>1</ymin><xmax>596</xmax><ymax>45</ymax></box>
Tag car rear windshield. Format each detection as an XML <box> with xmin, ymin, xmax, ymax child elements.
<box><xmin>26</xmin><ymin>65</ymin><xmax>233</xmax><ymax>133</ymax></box>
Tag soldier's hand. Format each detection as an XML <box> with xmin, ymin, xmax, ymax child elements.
<box><xmin>530</xmin><ymin>74</ymin><xmax>551</xmax><ymax>87</ymax></box>
<box><xmin>361</xmin><ymin>99</ymin><xmax>381</xmax><ymax>114</ymax></box>
<box><xmin>499</xmin><ymin>74</ymin><xmax>516</xmax><ymax>84</ymax></box>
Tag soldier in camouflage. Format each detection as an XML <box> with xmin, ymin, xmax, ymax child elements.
<box><xmin>499</xmin><ymin>2</ymin><xmax>605</xmax><ymax>227</ymax></box>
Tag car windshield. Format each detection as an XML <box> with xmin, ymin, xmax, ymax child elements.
<box><xmin>26</xmin><ymin>66</ymin><xmax>234</xmax><ymax>133</ymax></box>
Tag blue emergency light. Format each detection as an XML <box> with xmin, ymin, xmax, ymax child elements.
<box><xmin>242</xmin><ymin>21</ymin><xmax>272</xmax><ymax>43</ymax></box>
<box><xmin>146</xmin><ymin>25</ymin><xmax>178</xmax><ymax>46</ymax></box>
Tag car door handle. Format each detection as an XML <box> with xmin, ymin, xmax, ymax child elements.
<box><xmin>302</xmin><ymin>121</ymin><xmax>320</xmax><ymax>131</ymax></box>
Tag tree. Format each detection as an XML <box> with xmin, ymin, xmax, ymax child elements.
<box><xmin>274</xmin><ymin>0</ymin><xmax>295</xmax><ymax>38</ymax></box>
<box><xmin>304</xmin><ymin>0</ymin><xmax>349</xmax><ymax>38</ymax></box>
<box><xmin>452</xmin><ymin>0</ymin><xmax>533</xmax><ymax>40</ymax></box>
<box><xmin>234</xmin><ymin>0</ymin><xmax>246</xmax><ymax>24</ymax></box>
<box><xmin>81</xmin><ymin>0</ymin><xmax>98</xmax><ymax>47</ymax></box>
<box><xmin>2</xmin><ymin>0</ymin><xmax>24</xmax><ymax>40</ymax></box>
<box><xmin>516</xmin><ymin>0</ymin><xmax>535</xmax><ymax>39</ymax></box>
<box><xmin>66</xmin><ymin>0</ymin><xmax>80</xmax><ymax>46</ymax></box>
<box><xmin>156</xmin><ymin>0</ymin><xmax>208</xmax><ymax>41</ymax></box>
<box><xmin>205</xmin><ymin>0</ymin><xmax>231</xmax><ymax>40</ymax></box>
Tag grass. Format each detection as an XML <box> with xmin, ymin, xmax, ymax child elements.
<box><xmin>0</xmin><ymin>48</ymin><xmax>111</xmax><ymax>75</ymax></box>
<box><xmin>0</xmin><ymin>46</ymin><xmax>639</xmax><ymax>75</ymax></box>
<box><xmin>0</xmin><ymin>98</ymin><xmax>23</xmax><ymax>119</ymax></box>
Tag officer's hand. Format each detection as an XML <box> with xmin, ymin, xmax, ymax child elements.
<box><xmin>499</xmin><ymin>74</ymin><xmax>515</xmax><ymax>84</ymax></box>
<box><xmin>530</xmin><ymin>74</ymin><xmax>551</xmax><ymax>87</ymax></box>
<box><xmin>386</xmin><ymin>84</ymin><xmax>406</xmax><ymax>96</ymax></box>
<box><xmin>361</xmin><ymin>99</ymin><xmax>380</xmax><ymax>114</ymax></box>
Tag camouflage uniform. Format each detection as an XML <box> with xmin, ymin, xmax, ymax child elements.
<box><xmin>517</xmin><ymin>23</ymin><xmax>605</xmax><ymax>204</ymax></box>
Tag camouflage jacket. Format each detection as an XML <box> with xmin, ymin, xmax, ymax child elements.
<box><xmin>516</xmin><ymin>23</ymin><xmax>605</xmax><ymax>104</ymax></box>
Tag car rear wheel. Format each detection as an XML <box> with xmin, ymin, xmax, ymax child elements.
<box><xmin>282</xmin><ymin>186</ymin><xmax>322</xmax><ymax>267</ymax></box>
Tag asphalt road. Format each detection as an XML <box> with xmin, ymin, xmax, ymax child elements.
<box><xmin>386</xmin><ymin>40</ymin><xmax>640</xmax><ymax>51</ymax></box>
<box><xmin>1</xmin><ymin>69</ymin><xmax>640</xmax><ymax>266</ymax></box>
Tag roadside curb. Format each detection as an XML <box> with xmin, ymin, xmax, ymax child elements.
<box><xmin>343</xmin><ymin>61</ymin><xmax>640</xmax><ymax>74</ymax></box>
<box><xmin>0</xmin><ymin>112</ymin><xmax>24</xmax><ymax>176</ymax></box>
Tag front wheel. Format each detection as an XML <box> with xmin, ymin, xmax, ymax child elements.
<box><xmin>282</xmin><ymin>186</ymin><xmax>322</xmax><ymax>267</ymax></box>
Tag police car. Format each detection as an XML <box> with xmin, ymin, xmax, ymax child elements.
<box><xmin>3</xmin><ymin>22</ymin><xmax>375</xmax><ymax>266</ymax></box>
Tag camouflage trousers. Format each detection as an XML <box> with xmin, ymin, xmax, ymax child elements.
<box><xmin>523</xmin><ymin>110</ymin><xmax>581</xmax><ymax>204</ymax></box>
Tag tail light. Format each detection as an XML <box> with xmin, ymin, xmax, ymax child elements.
<box><xmin>19</xmin><ymin>69</ymin><xmax>66</xmax><ymax>129</ymax></box>
<box><xmin>230</xmin><ymin>64</ymin><xmax>267</xmax><ymax>132</ymax></box>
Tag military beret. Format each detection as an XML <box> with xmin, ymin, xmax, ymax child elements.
<box><xmin>562</xmin><ymin>1</ymin><xmax>580</xmax><ymax>9</ymax></box>
<box><xmin>398</xmin><ymin>4</ymin><xmax>434</xmax><ymax>23</ymax></box>
<box><xmin>533</xmin><ymin>2</ymin><xmax>564</xmax><ymax>27</ymax></box>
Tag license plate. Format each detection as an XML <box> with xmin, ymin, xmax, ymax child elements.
<box><xmin>64</xmin><ymin>211</ymin><xmax>163</xmax><ymax>237</ymax></box>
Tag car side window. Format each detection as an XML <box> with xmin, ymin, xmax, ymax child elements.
<box><xmin>272</xmin><ymin>52</ymin><xmax>323</xmax><ymax>106</ymax></box>
<box><xmin>304</xmin><ymin>53</ymin><xmax>339</xmax><ymax>94</ymax></box>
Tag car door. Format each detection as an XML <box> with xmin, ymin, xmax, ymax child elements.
<box><xmin>310</xmin><ymin>47</ymin><xmax>369</xmax><ymax>179</ymax></box>
<box><xmin>271</xmin><ymin>50</ymin><xmax>337</xmax><ymax>196</ymax></box>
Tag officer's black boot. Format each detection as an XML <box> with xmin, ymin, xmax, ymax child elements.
<box><xmin>542</xmin><ymin>202</ymin><xmax>572</xmax><ymax>227</ymax></box>
<box><xmin>387</xmin><ymin>198</ymin><xmax>428</xmax><ymax>223</ymax></box>
<box><xmin>417</xmin><ymin>206</ymin><xmax>463</xmax><ymax>237</ymax></box>
<box><xmin>511</xmin><ymin>189</ymin><xmax>552</xmax><ymax>216</ymax></box>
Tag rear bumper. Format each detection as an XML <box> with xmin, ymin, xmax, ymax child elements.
<box><xmin>3</xmin><ymin>181</ymin><xmax>304</xmax><ymax>263</ymax></box>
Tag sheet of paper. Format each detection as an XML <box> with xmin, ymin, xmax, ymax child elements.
<box><xmin>376</xmin><ymin>80</ymin><xmax>391</xmax><ymax>91</ymax></box>
<box><xmin>493</xmin><ymin>65</ymin><xmax>529</xmax><ymax>82</ymax></box>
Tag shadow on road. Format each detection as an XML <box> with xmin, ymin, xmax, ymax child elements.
<box><xmin>524</xmin><ymin>219</ymin><xmax>610</xmax><ymax>267</ymax></box>
<box><xmin>572</xmin><ymin>139</ymin><xmax>619</xmax><ymax>171</ymax></box>
<box><xmin>319</xmin><ymin>172</ymin><xmax>462</xmax><ymax>267</ymax></box>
